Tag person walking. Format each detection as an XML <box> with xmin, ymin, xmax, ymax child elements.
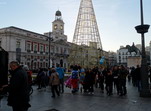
<box><xmin>104</xmin><ymin>68</ymin><xmax>113</xmax><ymax>96</ymax></box>
<box><xmin>98</xmin><ymin>66</ymin><xmax>105</xmax><ymax>93</ymax></box>
<box><xmin>49</xmin><ymin>68</ymin><xmax>60</xmax><ymax>98</ymax></box>
<box><xmin>71</xmin><ymin>65</ymin><xmax>79</xmax><ymax>93</ymax></box>
<box><xmin>134</xmin><ymin>65</ymin><xmax>141</xmax><ymax>92</ymax></box>
<box><xmin>36</xmin><ymin>68</ymin><xmax>46</xmax><ymax>89</ymax></box>
<box><xmin>112</xmin><ymin>65</ymin><xmax>120</xmax><ymax>95</ymax></box>
<box><xmin>84</xmin><ymin>69</ymin><xmax>95</xmax><ymax>94</ymax></box>
<box><xmin>118</xmin><ymin>65</ymin><xmax>128</xmax><ymax>96</ymax></box>
<box><xmin>1</xmin><ymin>61</ymin><xmax>31</xmax><ymax>111</ymax></box>
<box><xmin>56</xmin><ymin>64</ymin><xmax>65</xmax><ymax>93</ymax></box>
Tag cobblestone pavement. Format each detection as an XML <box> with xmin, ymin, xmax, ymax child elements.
<box><xmin>0</xmin><ymin>82</ymin><xmax>151</xmax><ymax>111</ymax></box>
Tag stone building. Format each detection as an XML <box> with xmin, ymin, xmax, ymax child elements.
<box><xmin>0</xmin><ymin>10</ymin><xmax>70</xmax><ymax>70</ymax></box>
<box><xmin>68</xmin><ymin>42</ymin><xmax>101</xmax><ymax>68</ymax></box>
<box><xmin>108</xmin><ymin>51</ymin><xmax>117</xmax><ymax>66</ymax></box>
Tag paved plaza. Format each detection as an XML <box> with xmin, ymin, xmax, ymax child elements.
<box><xmin>0</xmin><ymin>82</ymin><xmax>151</xmax><ymax>111</ymax></box>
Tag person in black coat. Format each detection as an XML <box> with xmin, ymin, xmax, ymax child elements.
<box><xmin>104</xmin><ymin>68</ymin><xmax>113</xmax><ymax>96</ymax></box>
<box><xmin>84</xmin><ymin>69</ymin><xmax>95</xmax><ymax>94</ymax></box>
<box><xmin>112</xmin><ymin>65</ymin><xmax>120</xmax><ymax>95</ymax></box>
<box><xmin>134</xmin><ymin>65</ymin><xmax>141</xmax><ymax>92</ymax></box>
<box><xmin>1</xmin><ymin>61</ymin><xmax>31</xmax><ymax>111</ymax></box>
<box><xmin>118</xmin><ymin>65</ymin><xmax>128</xmax><ymax>96</ymax></box>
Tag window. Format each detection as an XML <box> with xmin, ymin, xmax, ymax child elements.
<box><xmin>34</xmin><ymin>56</ymin><xmax>37</xmax><ymax>60</ymax></box>
<box><xmin>64</xmin><ymin>48</ymin><xmax>66</xmax><ymax>54</ymax></box>
<box><xmin>56</xmin><ymin>46</ymin><xmax>59</xmax><ymax>53</ymax></box>
<box><xmin>40</xmin><ymin>63</ymin><xmax>42</xmax><ymax>67</ymax></box>
<box><xmin>16</xmin><ymin>40</ymin><xmax>21</xmax><ymax>48</ymax></box>
<box><xmin>60</xmin><ymin>25</ymin><xmax>63</xmax><ymax>30</ymax></box>
<box><xmin>119</xmin><ymin>56</ymin><xmax>121</xmax><ymax>59</ymax></box>
<box><xmin>46</xmin><ymin>46</ymin><xmax>49</xmax><ymax>52</ymax></box>
<box><xmin>40</xmin><ymin>45</ymin><xmax>44</xmax><ymax>52</ymax></box>
<box><xmin>64</xmin><ymin>63</ymin><xmax>66</xmax><ymax>68</ymax></box>
<box><xmin>61</xmin><ymin>47</ymin><xmax>63</xmax><ymax>54</ymax></box>
<box><xmin>27</xmin><ymin>43</ymin><xmax>31</xmax><ymax>51</ymax></box>
<box><xmin>34</xmin><ymin>44</ymin><xmax>38</xmax><ymax>51</ymax></box>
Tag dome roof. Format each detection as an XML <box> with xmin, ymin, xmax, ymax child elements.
<box><xmin>55</xmin><ymin>10</ymin><xmax>62</xmax><ymax>16</ymax></box>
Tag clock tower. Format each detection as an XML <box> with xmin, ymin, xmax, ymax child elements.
<box><xmin>52</xmin><ymin>10</ymin><xmax>64</xmax><ymax>35</ymax></box>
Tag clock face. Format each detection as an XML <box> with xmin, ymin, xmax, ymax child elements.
<box><xmin>60</xmin><ymin>25</ymin><xmax>63</xmax><ymax>30</ymax></box>
<box><xmin>54</xmin><ymin>25</ymin><xmax>57</xmax><ymax>29</ymax></box>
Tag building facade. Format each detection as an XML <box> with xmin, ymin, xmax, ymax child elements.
<box><xmin>108</xmin><ymin>51</ymin><xmax>117</xmax><ymax>66</ymax></box>
<box><xmin>117</xmin><ymin>43</ymin><xmax>141</xmax><ymax>67</ymax></box>
<box><xmin>68</xmin><ymin>43</ymin><xmax>101</xmax><ymax>68</ymax></box>
<box><xmin>0</xmin><ymin>10</ymin><xmax>70</xmax><ymax>70</ymax></box>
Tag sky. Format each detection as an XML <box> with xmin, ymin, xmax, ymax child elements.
<box><xmin>0</xmin><ymin>0</ymin><xmax>151</xmax><ymax>52</ymax></box>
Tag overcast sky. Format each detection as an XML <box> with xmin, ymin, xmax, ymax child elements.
<box><xmin>0</xmin><ymin>0</ymin><xmax>151</xmax><ymax>52</ymax></box>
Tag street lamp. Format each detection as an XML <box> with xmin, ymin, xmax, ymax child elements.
<box><xmin>135</xmin><ymin>0</ymin><xmax>151</xmax><ymax>97</ymax></box>
<box><xmin>48</xmin><ymin>32</ymin><xmax>53</xmax><ymax>68</ymax></box>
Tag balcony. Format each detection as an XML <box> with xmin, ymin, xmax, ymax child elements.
<box><xmin>27</xmin><ymin>58</ymin><xmax>30</xmax><ymax>61</ymax></box>
<box><xmin>34</xmin><ymin>59</ymin><xmax>37</xmax><ymax>61</ymax></box>
<box><xmin>54</xmin><ymin>53</ymin><xmax>69</xmax><ymax>57</ymax></box>
<box><xmin>27</xmin><ymin>50</ymin><xmax>31</xmax><ymax>53</ymax></box>
<box><xmin>34</xmin><ymin>51</ymin><xmax>37</xmax><ymax>53</ymax></box>
<box><xmin>40</xmin><ymin>51</ymin><xmax>43</xmax><ymax>54</ymax></box>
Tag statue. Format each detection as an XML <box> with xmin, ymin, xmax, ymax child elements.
<box><xmin>126</xmin><ymin>43</ymin><xmax>141</xmax><ymax>55</ymax></box>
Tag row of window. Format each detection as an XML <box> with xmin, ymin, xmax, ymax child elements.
<box><xmin>15</xmin><ymin>40</ymin><xmax>68</xmax><ymax>54</ymax></box>
<box><xmin>26</xmin><ymin>55</ymin><xmax>46</xmax><ymax>60</ymax></box>
<box><xmin>118</xmin><ymin>52</ymin><xmax>139</xmax><ymax>55</ymax></box>
<box><xmin>15</xmin><ymin>40</ymin><xmax>67</xmax><ymax>54</ymax></box>
<box><xmin>26</xmin><ymin>62</ymin><xmax>67</xmax><ymax>70</ymax></box>
<box><xmin>119</xmin><ymin>56</ymin><xmax>128</xmax><ymax>59</ymax></box>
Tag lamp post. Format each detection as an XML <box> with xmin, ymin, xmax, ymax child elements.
<box><xmin>135</xmin><ymin>0</ymin><xmax>151</xmax><ymax>97</ymax></box>
<box><xmin>48</xmin><ymin>32</ymin><xmax>53</xmax><ymax>68</ymax></box>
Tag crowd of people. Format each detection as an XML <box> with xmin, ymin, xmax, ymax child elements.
<box><xmin>65</xmin><ymin>64</ymin><xmax>151</xmax><ymax>96</ymax></box>
<box><xmin>65</xmin><ymin>65</ymin><xmax>129</xmax><ymax>96</ymax></box>
<box><xmin>0</xmin><ymin>61</ymin><xmax>151</xmax><ymax>111</ymax></box>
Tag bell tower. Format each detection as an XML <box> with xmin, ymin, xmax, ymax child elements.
<box><xmin>52</xmin><ymin>10</ymin><xmax>64</xmax><ymax>35</ymax></box>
